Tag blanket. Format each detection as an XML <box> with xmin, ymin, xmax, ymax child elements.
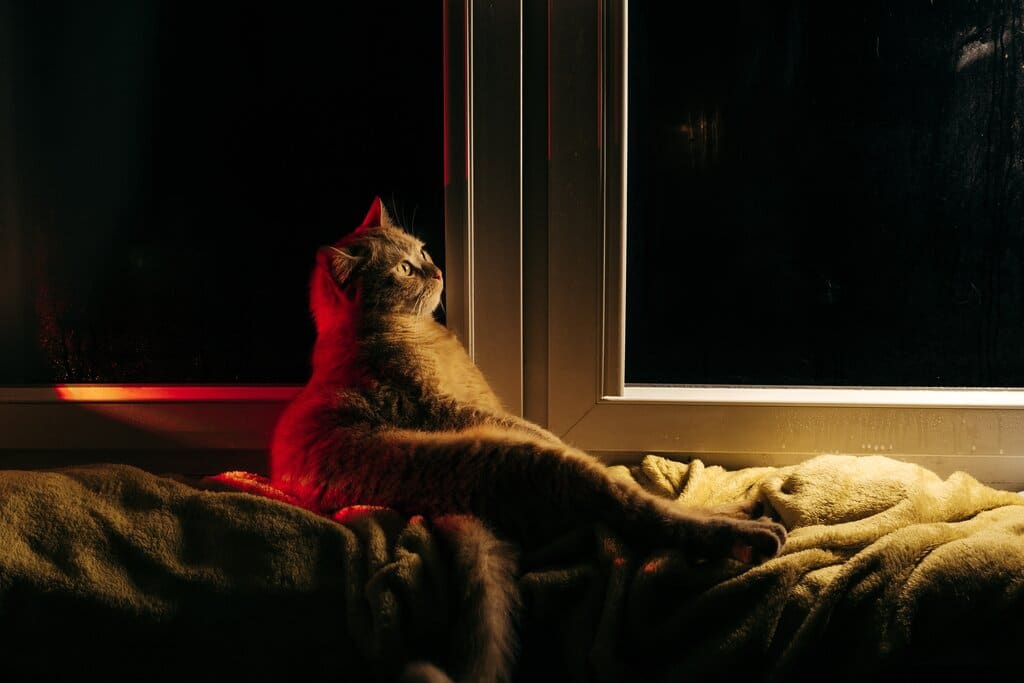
<box><xmin>0</xmin><ymin>464</ymin><xmax>515</xmax><ymax>682</ymax></box>
<box><xmin>592</xmin><ymin>455</ymin><xmax>1024</xmax><ymax>682</ymax></box>
<box><xmin>2</xmin><ymin>455</ymin><xmax>1023</xmax><ymax>682</ymax></box>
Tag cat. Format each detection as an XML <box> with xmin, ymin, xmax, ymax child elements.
<box><xmin>270</xmin><ymin>198</ymin><xmax>787</xmax><ymax>682</ymax></box>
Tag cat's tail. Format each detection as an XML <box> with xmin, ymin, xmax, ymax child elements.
<box><xmin>401</xmin><ymin>661</ymin><xmax>454</xmax><ymax>683</ymax></box>
<box><xmin>433</xmin><ymin>514</ymin><xmax>521</xmax><ymax>683</ymax></box>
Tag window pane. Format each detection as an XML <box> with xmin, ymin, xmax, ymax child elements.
<box><xmin>0</xmin><ymin>2</ymin><xmax>442</xmax><ymax>383</ymax></box>
<box><xmin>626</xmin><ymin>1</ymin><xmax>1024</xmax><ymax>387</ymax></box>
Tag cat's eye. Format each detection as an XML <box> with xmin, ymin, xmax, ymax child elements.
<box><xmin>421</xmin><ymin>249</ymin><xmax>431</xmax><ymax>263</ymax></box>
<box><xmin>399</xmin><ymin>261</ymin><xmax>414</xmax><ymax>276</ymax></box>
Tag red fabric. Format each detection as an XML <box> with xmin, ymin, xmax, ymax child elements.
<box><xmin>203</xmin><ymin>470</ymin><xmax>395</xmax><ymax>523</ymax></box>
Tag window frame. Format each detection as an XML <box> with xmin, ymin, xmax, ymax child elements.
<box><xmin>0</xmin><ymin>386</ymin><xmax>296</xmax><ymax>473</ymax></box>
<box><xmin>444</xmin><ymin>0</ymin><xmax>525</xmax><ymax>415</ymax></box>
<box><xmin>461</xmin><ymin>0</ymin><xmax>1024</xmax><ymax>490</ymax></box>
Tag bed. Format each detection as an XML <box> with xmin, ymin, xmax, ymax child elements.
<box><xmin>1</xmin><ymin>453</ymin><xmax>1022</xmax><ymax>682</ymax></box>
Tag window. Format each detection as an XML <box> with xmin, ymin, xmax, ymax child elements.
<box><xmin>0</xmin><ymin>3</ymin><xmax>443</xmax><ymax>467</ymax></box>
<box><xmin>459</xmin><ymin>0</ymin><xmax>1024</xmax><ymax>489</ymax></box>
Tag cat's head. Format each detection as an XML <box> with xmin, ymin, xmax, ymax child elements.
<box><xmin>311</xmin><ymin>198</ymin><xmax>443</xmax><ymax>327</ymax></box>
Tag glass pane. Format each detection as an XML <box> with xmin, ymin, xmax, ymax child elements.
<box><xmin>626</xmin><ymin>1</ymin><xmax>1024</xmax><ymax>387</ymax></box>
<box><xmin>0</xmin><ymin>2</ymin><xmax>442</xmax><ymax>383</ymax></box>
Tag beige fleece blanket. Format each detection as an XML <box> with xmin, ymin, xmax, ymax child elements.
<box><xmin>534</xmin><ymin>453</ymin><xmax>1024</xmax><ymax>682</ymax></box>
<box><xmin>2</xmin><ymin>455</ymin><xmax>1023</xmax><ymax>682</ymax></box>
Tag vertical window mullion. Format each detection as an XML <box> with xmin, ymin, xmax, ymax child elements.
<box><xmin>464</xmin><ymin>0</ymin><xmax>525</xmax><ymax>415</ymax></box>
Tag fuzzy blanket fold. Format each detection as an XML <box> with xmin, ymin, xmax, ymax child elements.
<box><xmin>597</xmin><ymin>455</ymin><xmax>1024</xmax><ymax>682</ymax></box>
<box><xmin>2</xmin><ymin>454</ymin><xmax>1023</xmax><ymax>682</ymax></box>
<box><xmin>0</xmin><ymin>464</ymin><xmax>514</xmax><ymax>682</ymax></box>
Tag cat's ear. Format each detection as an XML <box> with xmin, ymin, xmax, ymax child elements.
<box><xmin>379</xmin><ymin>201</ymin><xmax>398</xmax><ymax>230</ymax></box>
<box><xmin>360</xmin><ymin>197</ymin><xmax>383</xmax><ymax>228</ymax></box>
<box><xmin>318</xmin><ymin>245</ymin><xmax>361</xmax><ymax>286</ymax></box>
<box><xmin>359</xmin><ymin>196</ymin><xmax>399</xmax><ymax>230</ymax></box>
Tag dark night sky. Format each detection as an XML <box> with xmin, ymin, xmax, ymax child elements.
<box><xmin>0</xmin><ymin>1</ymin><xmax>443</xmax><ymax>383</ymax></box>
<box><xmin>627</xmin><ymin>0</ymin><xmax>1024</xmax><ymax>387</ymax></box>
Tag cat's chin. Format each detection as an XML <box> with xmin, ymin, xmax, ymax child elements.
<box><xmin>426</xmin><ymin>292</ymin><xmax>443</xmax><ymax>314</ymax></box>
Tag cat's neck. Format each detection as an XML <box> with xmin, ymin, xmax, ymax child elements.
<box><xmin>310</xmin><ymin>310</ymin><xmax>444</xmax><ymax>386</ymax></box>
<box><xmin>310</xmin><ymin>306</ymin><xmax>503</xmax><ymax>413</ymax></box>
<box><xmin>362</xmin><ymin>310</ymin><xmax>438</xmax><ymax>335</ymax></box>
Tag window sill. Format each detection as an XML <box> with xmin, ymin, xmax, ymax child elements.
<box><xmin>0</xmin><ymin>386</ymin><xmax>301</xmax><ymax>468</ymax></box>
<box><xmin>0</xmin><ymin>385</ymin><xmax>302</xmax><ymax>403</ymax></box>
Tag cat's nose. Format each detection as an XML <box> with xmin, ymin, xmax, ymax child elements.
<box><xmin>432</xmin><ymin>269</ymin><xmax>443</xmax><ymax>281</ymax></box>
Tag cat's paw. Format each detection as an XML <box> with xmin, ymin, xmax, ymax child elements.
<box><xmin>660</xmin><ymin>512</ymin><xmax>786</xmax><ymax>564</ymax></box>
<box><xmin>726</xmin><ymin>517</ymin><xmax>787</xmax><ymax>563</ymax></box>
<box><xmin>635</xmin><ymin>496</ymin><xmax>786</xmax><ymax>562</ymax></box>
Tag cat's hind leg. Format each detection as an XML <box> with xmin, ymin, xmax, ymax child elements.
<box><xmin>307</xmin><ymin>426</ymin><xmax>786</xmax><ymax>562</ymax></box>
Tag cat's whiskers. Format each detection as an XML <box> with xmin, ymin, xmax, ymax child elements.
<box><xmin>413</xmin><ymin>295</ymin><xmax>427</xmax><ymax>317</ymax></box>
<box><xmin>409</xmin><ymin>205</ymin><xmax>419</xmax><ymax>237</ymax></box>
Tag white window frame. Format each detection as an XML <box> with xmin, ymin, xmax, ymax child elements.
<box><xmin>456</xmin><ymin>0</ymin><xmax>1024</xmax><ymax>490</ymax></box>
<box><xmin>0</xmin><ymin>386</ymin><xmax>297</xmax><ymax>473</ymax></box>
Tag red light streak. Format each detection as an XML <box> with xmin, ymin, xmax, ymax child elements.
<box><xmin>50</xmin><ymin>385</ymin><xmax>300</xmax><ymax>402</ymax></box>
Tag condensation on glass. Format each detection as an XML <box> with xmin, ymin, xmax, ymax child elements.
<box><xmin>0</xmin><ymin>2</ymin><xmax>443</xmax><ymax>383</ymax></box>
<box><xmin>626</xmin><ymin>1</ymin><xmax>1024</xmax><ymax>387</ymax></box>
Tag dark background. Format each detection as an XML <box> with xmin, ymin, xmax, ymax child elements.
<box><xmin>627</xmin><ymin>0</ymin><xmax>1024</xmax><ymax>386</ymax></box>
<box><xmin>0</xmin><ymin>0</ymin><xmax>443</xmax><ymax>383</ymax></box>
